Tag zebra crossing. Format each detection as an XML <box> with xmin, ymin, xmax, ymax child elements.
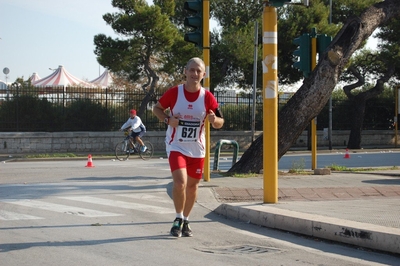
<box><xmin>0</xmin><ymin>192</ymin><xmax>174</xmax><ymax>221</ymax></box>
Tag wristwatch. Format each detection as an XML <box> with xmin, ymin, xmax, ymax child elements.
<box><xmin>164</xmin><ymin>117</ymin><xmax>169</xmax><ymax>125</ymax></box>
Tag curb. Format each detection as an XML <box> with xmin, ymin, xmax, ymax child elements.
<box><xmin>214</xmin><ymin>203</ymin><xmax>400</xmax><ymax>255</ymax></box>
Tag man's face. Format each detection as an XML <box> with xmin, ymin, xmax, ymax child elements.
<box><xmin>185</xmin><ymin>62</ymin><xmax>206</xmax><ymax>84</ymax></box>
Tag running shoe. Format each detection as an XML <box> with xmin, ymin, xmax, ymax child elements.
<box><xmin>170</xmin><ymin>218</ymin><xmax>183</xmax><ymax>237</ymax></box>
<box><xmin>140</xmin><ymin>145</ymin><xmax>147</xmax><ymax>152</ymax></box>
<box><xmin>182</xmin><ymin>220</ymin><xmax>193</xmax><ymax>237</ymax></box>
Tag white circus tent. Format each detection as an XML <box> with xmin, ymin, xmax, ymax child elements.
<box><xmin>90</xmin><ymin>69</ymin><xmax>114</xmax><ymax>88</ymax></box>
<box><xmin>29</xmin><ymin>72</ymin><xmax>41</xmax><ymax>83</ymax></box>
<box><xmin>32</xmin><ymin>65</ymin><xmax>93</xmax><ymax>87</ymax></box>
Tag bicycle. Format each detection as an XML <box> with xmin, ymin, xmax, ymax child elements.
<box><xmin>115</xmin><ymin>129</ymin><xmax>154</xmax><ymax>161</ymax></box>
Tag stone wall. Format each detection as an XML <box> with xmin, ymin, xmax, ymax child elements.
<box><xmin>0</xmin><ymin>130</ymin><xmax>397</xmax><ymax>154</ymax></box>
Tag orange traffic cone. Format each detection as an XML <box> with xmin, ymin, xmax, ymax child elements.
<box><xmin>344</xmin><ymin>149</ymin><xmax>350</xmax><ymax>159</ymax></box>
<box><xmin>85</xmin><ymin>154</ymin><xmax>95</xmax><ymax>167</ymax></box>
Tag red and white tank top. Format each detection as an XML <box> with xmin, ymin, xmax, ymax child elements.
<box><xmin>165</xmin><ymin>84</ymin><xmax>207</xmax><ymax>158</ymax></box>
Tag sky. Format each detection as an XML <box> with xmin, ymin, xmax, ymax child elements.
<box><xmin>0</xmin><ymin>0</ymin><xmax>120</xmax><ymax>83</ymax></box>
<box><xmin>0</xmin><ymin>0</ymin><xmax>377</xmax><ymax>85</ymax></box>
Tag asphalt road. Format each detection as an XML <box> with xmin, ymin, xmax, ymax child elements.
<box><xmin>278</xmin><ymin>150</ymin><xmax>400</xmax><ymax>170</ymax></box>
<box><xmin>1</xmin><ymin>159</ymin><xmax>399</xmax><ymax>265</ymax></box>
<box><xmin>211</xmin><ymin>150</ymin><xmax>400</xmax><ymax>171</ymax></box>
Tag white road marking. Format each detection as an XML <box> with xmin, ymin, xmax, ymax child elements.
<box><xmin>118</xmin><ymin>193</ymin><xmax>171</xmax><ymax>204</ymax></box>
<box><xmin>0</xmin><ymin>210</ymin><xmax>43</xmax><ymax>221</ymax></box>
<box><xmin>0</xmin><ymin>199</ymin><xmax>121</xmax><ymax>217</ymax></box>
<box><xmin>59</xmin><ymin>196</ymin><xmax>174</xmax><ymax>214</ymax></box>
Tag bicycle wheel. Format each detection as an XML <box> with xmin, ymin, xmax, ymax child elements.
<box><xmin>139</xmin><ymin>141</ymin><xmax>154</xmax><ymax>160</ymax></box>
<box><xmin>115</xmin><ymin>140</ymin><xmax>130</xmax><ymax>161</ymax></box>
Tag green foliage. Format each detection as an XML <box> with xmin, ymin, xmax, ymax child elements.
<box><xmin>25</xmin><ymin>153</ymin><xmax>77</xmax><ymax>158</ymax></box>
<box><xmin>0</xmin><ymin>85</ymin><xmax>397</xmax><ymax>132</ymax></box>
<box><xmin>64</xmin><ymin>99</ymin><xmax>114</xmax><ymax>131</ymax></box>
<box><xmin>0</xmin><ymin>95</ymin><xmax>63</xmax><ymax>131</ymax></box>
<box><xmin>219</xmin><ymin>104</ymin><xmax>252</xmax><ymax>131</ymax></box>
<box><xmin>326</xmin><ymin>164</ymin><xmax>398</xmax><ymax>172</ymax></box>
<box><xmin>209</xmin><ymin>0</ymin><xmax>384</xmax><ymax>90</ymax></box>
<box><xmin>288</xmin><ymin>158</ymin><xmax>306</xmax><ymax>173</ymax></box>
<box><xmin>327</xmin><ymin>0</ymin><xmax>380</xmax><ymax>25</ymax></box>
<box><xmin>327</xmin><ymin>164</ymin><xmax>348</xmax><ymax>171</ymax></box>
<box><xmin>317</xmin><ymin>87</ymin><xmax>395</xmax><ymax>130</ymax></box>
<box><xmin>0</xmin><ymin>95</ymin><xmax>115</xmax><ymax>132</ymax></box>
<box><xmin>94</xmin><ymin>0</ymin><xmax>200</xmax><ymax>117</ymax></box>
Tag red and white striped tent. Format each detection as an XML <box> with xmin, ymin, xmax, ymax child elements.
<box><xmin>29</xmin><ymin>72</ymin><xmax>41</xmax><ymax>83</ymax></box>
<box><xmin>32</xmin><ymin>65</ymin><xmax>93</xmax><ymax>87</ymax></box>
<box><xmin>90</xmin><ymin>69</ymin><xmax>114</xmax><ymax>88</ymax></box>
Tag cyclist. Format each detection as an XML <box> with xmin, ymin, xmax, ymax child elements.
<box><xmin>120</xmin><ymin>109</ymin><xmax>147</xmax><ymax>152</ymax></box>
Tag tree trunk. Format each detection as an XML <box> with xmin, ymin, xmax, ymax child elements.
<box><xmin>227</xmin><ymin>133</ymin><xmax>263</xmax><ymax>173</ymax></box>
<box><xmin>347</xmin><ymin>98</ymin><xmax>366</xmax><ymax>149</ymax></box>
<box><xmin>343</xmin><ymin>60</ymin><xmax>395</xmax><ymax>149</ymax></box>
<box><xmin>228</xmin><ymin>0</ymin><xmax>400</xmax><ymax>174</ymax></box>
<box><xmin>138</xmin><ymin>61</ymin><xmax>160</xmax><ymax>117</ymax></box>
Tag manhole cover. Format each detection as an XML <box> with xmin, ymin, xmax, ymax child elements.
<box><xmin>195</xmin><ymin>245</ymin><xmax>281</xmax><ymax>255</ymax></box>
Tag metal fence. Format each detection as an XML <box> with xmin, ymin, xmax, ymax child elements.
<box><xmin>0</xmin><ymin>86</ymin><xmax>394</xmax><ymax>132</ymax></box>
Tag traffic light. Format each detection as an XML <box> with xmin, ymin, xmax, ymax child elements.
<box><xmin>317</xmin><ymin>34</ymin><xmax>332</xmax><ymax>56</ymax></box>
<box><xmin>293</xmin><ymin>33</ymin><xmax>311</xmax><ymax>77</ymax></box>
<box><xmin>184</xmin><ymin>0</ymin><xmax>202</xmax><ymax>48</ymax></box>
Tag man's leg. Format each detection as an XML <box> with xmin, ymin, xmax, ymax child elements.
<box><xmin>169</xmin><ymin>168</ymin><xmax>186</xmax><ymax>237</ymax></box>
<box><xmin>172</xmin><ymin>168</ymin><xmax>187</xmax><ymax>214</ymax></box>
<box><xmin>181</xmin><ymin>157</ymin><xmax>203</xmax><ymax>237</ymax></box>
<box><xmin>135</xmin><ymin>136</ymin><xmax>145</xmax><ymax>146</ymax></box>
<box><xmin>183</xmin><ymin>175</ymin><xmax>201</xmax><ymax>218</ymax></box>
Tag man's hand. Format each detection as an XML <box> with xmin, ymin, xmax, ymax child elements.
<box><xmin>208</xmin><ymin>110</ymin><xmax>217</xmax><ymax>124</ymax></box>
<box><xmin>208</xmin><ymin>110</ymin><xmax>224</xmax><ymax>129</ymax></box>
<box><xmin>168</xmin><ymin>115</ymin><xmax>180</xmax><ymax>128</ymax></box>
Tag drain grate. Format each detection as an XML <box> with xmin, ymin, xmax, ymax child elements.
<box><xmin>195</xmin><ymin>245</ymin><xmax>281</xmax><ymax>255</ymax></box>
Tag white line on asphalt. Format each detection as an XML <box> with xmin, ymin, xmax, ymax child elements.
<box><xmin>0</xmin><ymin>210</ymin><xmax>43</xmax><ymax>221</ymax></box>
<box><xmin>59</xmin><ymin>196</ymin><xmax>174</xmax><ymax>214</ymax></box>
<box><xmin>118</xmin><ymin>193</ymin><xmax>171</xmax><ymax>204</ymax></box>
<box><xmin>0</xmin><ymin>199</ymin><xmax>121</xmax><ymax>218</ymax></box>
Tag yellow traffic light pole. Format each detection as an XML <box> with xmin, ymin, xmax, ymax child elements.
<box><xmin>203</xmin><ymin>0</ymin><xmax>211</xmax><ymax>182</ymax></box>
<box><xmin>311</xmin><ymin>30</ymin><xmax>317</xmax><ymax>170</ymax></box>
<box><xmin>395</xmin><ymin>86</ymin><xmax>399</xmax><ymax>148</ymax></box>
<box><xmin>262</xmin><ymin>2</ymin><xmax>278</xmax><ymax>203</ymax></box>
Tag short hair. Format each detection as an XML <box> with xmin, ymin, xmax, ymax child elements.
<box><xmin>185</xmin><ymin>57</ymin><xmax>205</xmax><ymax>71</ymax></box>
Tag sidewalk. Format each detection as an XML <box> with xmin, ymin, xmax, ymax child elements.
<box><xmin>197</xmin><ymin>170</ymin><xmax>400</xmax><ymax>255</ymax></box>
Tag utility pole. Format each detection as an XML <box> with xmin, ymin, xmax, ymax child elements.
<box><xmin>328</xmin><ymin>0</ymin><xmax>333</xmax><ymax>150</ymax></box>
<box><xmin>262</xmin><ymin>1</ymin><xmax>278</xmax><ymax>203</ymax></box>
<box><xmin>252</xmin><ymin>21</ymin><xmax>258</xmax><ymax>142</ymax></box>
<box><xmin>311</xmin><ymin>28</ymin><xmax>317</xmax><ymax>170</ymax></box>
<box><xmin>262</xmin><ymin>0</ymin><xmax>310</xmax><ymax>203</ymax></box>
<box><xmin>202</xmin><ymin>0</ymin><xmax>211</xmax><ymax>181</ymax></box>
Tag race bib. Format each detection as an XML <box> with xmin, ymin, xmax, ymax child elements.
<box><xmin>177</xmin><ymin>120</ymin><xmax>200</xmax><ymax>142</ymax></box>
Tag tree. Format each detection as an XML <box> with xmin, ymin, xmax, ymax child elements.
<box><xmin>93</xmin><ymin>0</ymin><xmax>198</xmax><ymax>117</ymax></box>
<box><xmin>341</xmin><ymin>51</ymin><xmax>395</xmax><ymax>149</ymax></box>
<box><xmin>228</xmin><ymin>0</ymin><xmax>400</xmax><ymax>174</ymax></box>
<box><xmin>338</xmin><ymin>0</ymin><xmax>400</xmax><ymax>148</ymax></box>
<box><xmin>209</xmin><ymin>0</ymin><xmax>263</xmax><ymax>91</ymax></box>
<box><xmin>209</xmin><ymin>0</ymin><xmax>342</xmax><ymax>89</ymax></box>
